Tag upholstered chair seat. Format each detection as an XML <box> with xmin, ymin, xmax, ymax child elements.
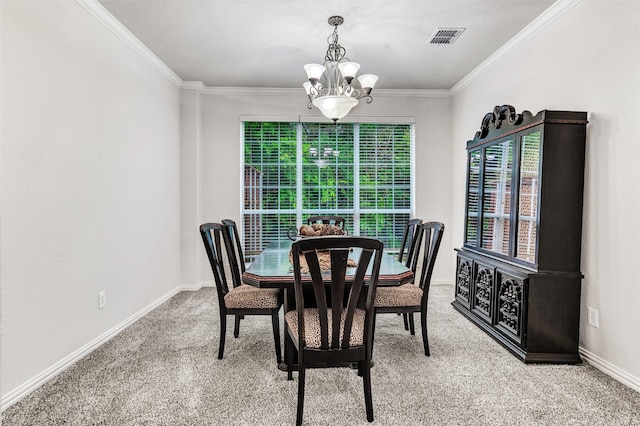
<box><xmin>225</xmin><ymin>285</ymin><xmax>281</xmax><ymax>309</ymax></box>
<box><xmin>374</xmin><ymin>284</ymin><xmax>422</xmax><ymax>308</ymax></box>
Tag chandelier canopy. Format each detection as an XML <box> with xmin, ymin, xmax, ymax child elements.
<box><xmin>303</xmin><ymin>16</ymin><xmax>379</xmax><ymax>122</ymax></box>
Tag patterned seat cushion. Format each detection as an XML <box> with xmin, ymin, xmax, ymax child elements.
<box><xmin>285</xmin><ymin>308</ymin><xmax>365</xmax><ymax>348</ymax></box>
<box><xmin>374</xmin><ymin>284</ymin><xmax>423</xmax><ymax>308</ymax></box>
<box><xmin>224</xmin><ymin>284</ymin><xmax>281</xmax><ymax>309</ymax></box>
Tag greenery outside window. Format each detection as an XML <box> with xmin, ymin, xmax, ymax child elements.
<box><xmin>242</xmin><ymin>121</ymin><xmax>414</xmax><ymax>260</ymax></box>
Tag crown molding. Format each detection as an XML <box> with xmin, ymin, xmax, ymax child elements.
<box><xmin>375</xmin><ymin>89</ymin><xmax>452</xmax><ymax>98</ymax></box>
<box><xmin>76</xmin><ymin>0</ymin><xmax>183</xmax><ymax>88</ymax></box>
<box><xmin>181</xmin><ymin>81</ymin><xmax>207</xmax><ymax>92</ymax></box>
<box><xmin>451</xmin><ymin>0</ymin><xmax>583</xmax><ymax>96</ymax></box>
<box><xmin>199</xmin><ymin>86</ymin><xmax>301</xmax><ymax>96</ymax></box>
<box><xmin>180</xmin><ymin>84</ymin><xmax>451</xmax><ymax>98</ymax></box>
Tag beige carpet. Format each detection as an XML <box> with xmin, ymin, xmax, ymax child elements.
<box><xmin>3</xmin><ymin>284</ymin><xmax>639</xmax><ymax>425</ymax></box>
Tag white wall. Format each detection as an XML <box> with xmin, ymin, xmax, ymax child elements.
<box><xmin>451</xmin><ymin>0</ymin><xmax>640</xmax><ymax>388</ymax></box>
<box><xmin>1</xmin><ymin>0</ymin><xmax>182</xmax><ymax>402</ymax></box>
<box><xmin>180</xmin><ymin>87</ymin><xmax>203</xmax><ymax>287</ymax></box>
<box><xmin>184</xmin><ymin>90</ymin><xmax>453</xmax><ymax>284</ymax></box>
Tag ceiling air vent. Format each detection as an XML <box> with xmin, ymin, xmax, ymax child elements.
<box><xmin>428</xmin><ymin>28</ymin><xmax>465</xmax><ymax>45</ymax></box>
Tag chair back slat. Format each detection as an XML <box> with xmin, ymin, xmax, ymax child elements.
<box><xmin>290</xmin><ymin>249</ymin><xmax>308</xmax><ymax>347</ymax></box>
<box><xmin>398</xmin><ymin>218</ymin><xmax>423</xmax><ymax>267</ymax></box>
<box><xmin>305</xmin><ymin>248</ymin><xmax>330</xmax><ymax>349</ymax></box>
<box><xmin>417</xmin><ymin>222</ymin><xmax>445</xmax><ymax>294</ymax></box>
<box><xmin>329</xmin><ymin>248</ymin><xmax>349</xmax><ymax>348</ymax></box>
<box><xmin>399</xmin><ymin>219</ymin><xmax>424</xmax><ymax>277</ymax></box>
<box><xmin>291</xmin><ymin>236</ymin><xmax>383</xmax><ymax>351</ymax></box>
<box><xmin>199</xmin><ymin>223</ymin><xmax>230</xmax><ymax>303</ymax></box>
<box><xmin>407</xmin><ymin>225</ymin><xmax>424</xmax><ymax>275</ymax></box>
<box><xmin>222</xmin><ymin>219</ymin><xmax>245</xmax><ymax>288</ymax></box>
<box><xmin>341</xmin><ymin>246</ymin><xmax>374</xmax><ymax>348</ymax></box>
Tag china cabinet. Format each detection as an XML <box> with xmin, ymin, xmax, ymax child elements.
<box><xmin>453</xmin><ymin>105</ymin><xmax>588</xmax><ymax>363</ymax></box>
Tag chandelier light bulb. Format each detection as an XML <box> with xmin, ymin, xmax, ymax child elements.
<box><xmin>304</xmin><ymin>64</ymin><xmax>326</xmax><ymax>82</ymax></box>
<box><xmin>303</xmin><ymin>81</ymin><xmax>313</xmax><ymax>95</ymax></box>
<box><xmin>357</xmin><ymin>74</ymin><xmax>379</xmax><ymax>92</ymax></box>
<box><xmin>338</xmin><ymin>61</ymin><xmax>361</xmax><ymax>82</ymax></box>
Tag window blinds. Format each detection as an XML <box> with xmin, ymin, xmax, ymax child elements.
<box><xmin>242</xmin><ymin>121</ymin><xmax>414</xmax><ymax>260</ymax></box>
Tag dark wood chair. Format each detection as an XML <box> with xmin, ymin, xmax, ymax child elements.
<box><xmin>200</xmin><ymin>223</ymin><xmax>282</xmax><ymax>363</ymax></box>
<box><xmin>374</xmin><ymin>222</ymin><xmax>445</xmax><ymax>356</ymax></box>
<box><xmin>286</xmin><ymin>236</ymin><xmax>384</xmax><ymax>425</ymax></box>
<box><xmin>306</xmin><ymin>215</ymin><xmax>346</xmax><ymax>228</ymax></box>
<box><xmin>397</xmin><ymin>218</ymin><xmax>423</xmax><ymax>331</ymax></box>
<box><xmin>221</xmin><ymin>218</ymin><xmax>250</xmax><ymax>338</ymax></box>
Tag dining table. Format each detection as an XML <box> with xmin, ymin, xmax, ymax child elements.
<box><xmin>242</xmin><ymin>238</ymin><xmax>414</xmax><ymax>370</ymax></box>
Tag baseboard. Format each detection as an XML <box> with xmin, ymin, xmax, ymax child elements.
<box><xmin>431</xmin><ymin>279</ymin><xmax>454</xmax><ymax>286</ymax></box>
<box><xmin>179</xmin><ymin>280</ymin><xmax>215</xmax><ymax>291</ymax></box>
<box><xmin>579</xmin><ymin>347</ymin><xmax>640</xmax><ymax>393</ymax></box>
<box><xmin>1</xmin><ymin>286</ymin><xmax>183</xmax><ymax>410</ymax></box>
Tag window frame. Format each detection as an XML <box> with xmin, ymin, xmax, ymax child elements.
<box><xmin>240</xmin><ymin>119</ymin><xmax>416</xmax><ymax>259</ymax></box>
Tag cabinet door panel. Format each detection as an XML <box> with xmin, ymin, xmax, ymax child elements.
<box><xmin>481</xmin><ymin>140</ymin><xmax>514</xmax><ymax>256</ymax></box>
<box><xmin>496</xmin><ymin>272</ymin><xmax>526</xmax><ymax>345</ymax></box>
<box><xmin>465</xmin><ymin>150</ymin><xmax>481</xmax><ymax>246</ymax></box>
<box><xmin>516</xmin><ymin>131</ymin><xmax>541</xmax><ymax>263</ymax></box>
<box><xmin>471</xmin><ymin>262</ymin><xmax>495</xmax><ymax>323</ymax></box>
<box><xmin>455</xmin><ymin>256</ymin><xmax>473</xmax><ymax>308</ymax></box>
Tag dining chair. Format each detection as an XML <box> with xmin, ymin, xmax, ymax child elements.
<box><xmin>306</xmin><ymin>215</ymin><xmax>346</xmax><ymax>228</ymax></box>
<box><xmin>286</xmin><ymin>236</ymin><xmax>384</xmax><ymax>425</ymax></box>
<box><xmin>200</xmin><ymin>223</ymin><xmax>282</xmax><ymax>363</ymax></box>
<box><xmin>221</xmin><ymin>218</ymin><xmax>249</xmax><ymax>338</ymax></box>
<box><xmin>374</xmin><ymin>222</ymin><xmax>445</xmax><ymax>356</ymax></box>
<box><xmin>397</xmin><ymin>218</ymin><xmax>423</xmax><ymax>332</ymax></box>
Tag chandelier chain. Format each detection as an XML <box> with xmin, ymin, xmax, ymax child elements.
<box><xmin>325</xmin><ymin>25</ymin><xmax>347</xmax><ymax>63</ymax></box>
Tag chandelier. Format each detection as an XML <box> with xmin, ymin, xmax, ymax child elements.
<box><xmin>303</xmin><ymin>16</ymin><xmax>379</xmax><ymax>122</ymax></box>
<box><xmin>309</xmin><ymin>146</ymin><xmax>340</xmax><ymax>168</ymax></box>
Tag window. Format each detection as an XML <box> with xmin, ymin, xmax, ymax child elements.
<box><xmin>242</xmin><ymin>121</ymin><xmax>414</xmax><ymax>260</ymax></box>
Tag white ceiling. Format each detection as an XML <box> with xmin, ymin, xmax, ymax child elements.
<box><xmin>98</xmin><ymin>0</ymin><xmax>555</xmax><ymax>90</ymax></box>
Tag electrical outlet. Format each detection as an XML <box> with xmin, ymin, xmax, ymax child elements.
<box><xmin>98</xmin><ymin>291</ymin><xmax>106</xmax><ymax>309</ymax></box>
<box><xmin>587</xmin><ymin>307</ymin><xmax>599</xmax><ymax>328</ymax></box>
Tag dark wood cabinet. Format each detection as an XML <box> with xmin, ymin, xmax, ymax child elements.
<box><xmin>453</xmin><ymin>106</ymin><xmax>588</xmax><ymax>363</ymax></box>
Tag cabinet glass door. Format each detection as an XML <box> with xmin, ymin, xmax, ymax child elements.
<box><xmin>481</xmin><ymin>139</ymin><xmax>514</xmax><ymax>256</ymax></box>
<box><xmin>516</xmin><ymin>131</ymin><xmax>541</xmax><ymax>263</ymax></box>
<box><xmin>465</xmin><ymin>150</ymin><xmax>481</xmax><ymax>246</ymax></box>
